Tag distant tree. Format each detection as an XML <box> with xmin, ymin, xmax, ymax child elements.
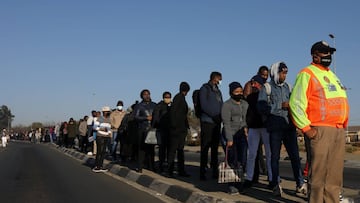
<box><xmin>0</xmin><ymin>105</ymin><xmax>15</xmax><ymax>130</ymax></box>
<box><xmin>31</xmin><ymin>122</ymin><xmax>43</xmax><ymax>130</ymax></box>
<box><xmin>13</xmin><ymin>124</ymin><xmax>31</xmax><ymax>133</ymax></box>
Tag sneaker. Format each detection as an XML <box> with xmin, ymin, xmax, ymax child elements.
<box><xmin>296</xmin><ymin>183</ymin><xmax>308</xmax><ymax>195</ymax></box>
<box><xmin>228</xmin><ymin>186</ymin><xmax>239</xmax><ymax>195</ymax></box>
<box><xmin>92</xmin><ymin>167</ymin><xmax>101</xmax><ymax>173</ymax></box>
<box><xmin>340</xmin><ymin>197</ymin><xmax>354</xmax><ymax>203</ymax></box>
<box><xmin>339</xmin><ymin>191</ymin><xmax>344</xmax><ymax>202</ymax></box>
<box><xmin>200</xmin><ymin>175</ymin><xmax>207</xmax><ymax>181</ymax></box>
<box><xmin>100</xmin><ymin>168</ymin><xmax>108</xmax><ymax>172</ymax></box>
<box><xmin>87</xmin><ymin>152</ymin><xmax>93</xmax><ymax>156</ymax></box>
<box><xmin>273</xmin><ymin>184</ymin><xmax>283</xmax><ymax>197</ymax></box>
<box><xmin>243</xmin><ymin>180</ymin><xmax>253</xmax><ymax>189</ymax></box>
<box><xmin>178</xmin><ymin>172</ymin><xmax>191</xmax><ymax>177</ymax></box>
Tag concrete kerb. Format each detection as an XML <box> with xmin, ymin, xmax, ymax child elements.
<box><xmin>51</xmin><ymin>144</ymin><xmax>360</xmax><ymax>203</ymax></box>
<box><xmin>51</xmin><ymin>144</ymin><xmax>239</xmax><ymax>203</ymax></box>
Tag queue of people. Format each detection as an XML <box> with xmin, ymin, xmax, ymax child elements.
<box><xmin>38</xmin><ymin>40</ymin><xmax>348</xmax><ymax>202</ymax></box>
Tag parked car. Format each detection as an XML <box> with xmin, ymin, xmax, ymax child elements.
<box><xmin>186</xmin><ymin>127</ymin><xmax>200</xmax><ymax>146</ymax></box>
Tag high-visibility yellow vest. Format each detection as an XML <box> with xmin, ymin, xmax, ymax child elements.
<box><xmin>289</xmin><ymin>63</ymin><xmax>349</xmax><ymax>133</ymax></box>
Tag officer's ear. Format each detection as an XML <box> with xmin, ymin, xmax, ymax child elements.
<box><xmin>312</xmin><ymin>53</ymin><xmax>320</xmax><ymax>63</ymax></box>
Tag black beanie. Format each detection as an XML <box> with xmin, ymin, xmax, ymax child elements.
<box><xmin>229</xmin><ymin>82</ymin><xmax>242</xmax><ymax>94</ymax></box>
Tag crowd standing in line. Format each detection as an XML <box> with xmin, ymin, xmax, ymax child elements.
<box><xmin>17</xmin><ymin>41</ymin><xmax>348</xmax><ymax>201</ymax></box>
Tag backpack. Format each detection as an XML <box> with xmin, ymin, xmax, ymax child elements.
<box><xmin>263</xmin><ymin>82</ymin><xmax>292</xmax><ymax>104</ymax></box>
<box><xmin>192</xmin><ymin>83</ymin><xmax>211</xmax><ymax>118</ymax></box>
<box><xmin>192</xmin><ymin>89</ymin><xmax>201</xmax><ymax>118</ymax></box>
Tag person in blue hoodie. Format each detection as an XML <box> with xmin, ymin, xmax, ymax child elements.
<box><xmin>257</xmin><ymin>62</ymin><xmax>306</xmax><ymax>197</ymax></box>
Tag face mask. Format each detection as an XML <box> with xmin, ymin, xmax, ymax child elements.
<box><xmin>320</xmin><ymin>55</ymin><xmax>332</xmax><ymax>67</ymax></box>
<box><xmin>117</xmin><ymin>106</ymin><xmax>123</xmax><ymax>111</ymax></box>
<box><xmin>231</xmin><ymin>94</ymin><xmax>244</xmax><ymax>102</ymax></box>
<box><xmin>218</xmin><ymin>80</ymin><xmax>222</xmax><ymax>86</ymax></box>
<box><xmin>164</xmin><ymin>98</ymin><xmax>171</xmax><ymax>104</ymax></box>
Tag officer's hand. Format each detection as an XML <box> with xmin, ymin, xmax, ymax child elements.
<box><xmin>305</xmin><ymin>128</ymin><xmax>317</xmax><ymax>139</ymax></box>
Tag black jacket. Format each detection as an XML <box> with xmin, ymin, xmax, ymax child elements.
<box><xmin>152</xmin><ymin>100</ymin><xmax>171</xmax><ymax>130</ymax></box>
<box><xmin>134</xmin><ymin>100</ymin><xmax>157</xmax><ymax>130</ymax></box>
<box><xmin>246</xmin><ymin>89</ymin><xmax>265</xmax><ymax>128</ymax></box>
<box><xmin>169</xmin><ymin>92</ymin><xmax>189</xmax><ymax>135</ymax></box>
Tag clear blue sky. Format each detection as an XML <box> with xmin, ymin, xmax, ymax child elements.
<box><xmin>1</xmin><ymin>1</ymin><xmax>360</xmax><ymax>126</ymax></box>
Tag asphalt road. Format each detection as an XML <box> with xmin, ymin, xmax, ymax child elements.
<box><xmin>0</xmin><ymin>142</ymin><xmax>166</xmax><ymax>203</ymax></box>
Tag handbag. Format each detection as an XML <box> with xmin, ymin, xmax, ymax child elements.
<box><xmin>144</xmin><ymin>128</ymin><xmax>161</xmax><ymax>145</ymax></box>
<box><xmin>218</xmin><ymin>146</ymin><xmax>243</xmax><ymax>183</ymax></box>
<box><xmin>88</xmin><ymin>135</ymin><xmax>94</xmax><ymax>142</ymax></box>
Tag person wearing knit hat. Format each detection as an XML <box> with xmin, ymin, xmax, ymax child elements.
<box><xmin>251</xmin><ymin>75</ymin><xmax>265</xmax><ymax>85</ymax></box>
<box><xmin>228</xmin><ymin>81</ymin><xmax>242</xmax><ymax>95</ymax></box>
<box><xmin>242</xmin><ymin>74</ymin><xmax>273</xmax><ymax>191</ymax></box>
<box><xmin>258</xmin><ymin>61</ymin><xmax>306</xmax><ymax>197</ymax></box>
<box><xmin>221</xmin><ymin>81</ymin><xmax>248</xmax><ymax>194</ymax></box>
<box><xmin>241</xmin><ymin>66</ymin><xmax>269</xmax><ymax>188</ymax></box>
<box><xmin>244</xmin><ymin>66</ymin><xmax>269</xmax><ymax>98</ymax></box>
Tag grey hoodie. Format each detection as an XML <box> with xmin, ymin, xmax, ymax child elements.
<box><xmin>221</xmin><ymin>98</ymin><xmax>248</xmax><ymax>142</ymax></box>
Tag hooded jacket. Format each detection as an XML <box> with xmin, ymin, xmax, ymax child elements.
<box><xmin>257</xmin><ymin>62</ymin><xmax>294</xmax><ymax>132</ymax></box>
<box><xmin>199</xmin><ymin>82</ymin><xmax>223</xmax><ymax>124</ymax></box>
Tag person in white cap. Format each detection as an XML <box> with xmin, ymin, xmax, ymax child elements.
<box><xmin>92</xmin><ymin>106</ymin><xmax>112</xmax><ymax>173</ymax></box>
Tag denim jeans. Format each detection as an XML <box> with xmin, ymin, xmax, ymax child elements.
<box><xmin>228</xmin><ymin>131</ymin><xmax>248</xmax><ymax>169</ymax></box>
<box><xmin>95</xmin><ymin>136</ymin><xmax>110</xmax><ymax>168</ymax></box>
<box><xmin>246</xmin><ymin>128</ymin><xmax>272</xmax><ymax>181</ymax></box>
<box><xmin>269</xmin><ymin>129</ymin><xmax>304</xmax><ymax>187</ymax></box>
<box><xmin>111</xmin><ymin>131</ymin><xmax>119</xmax><ymax>159</ymax></box>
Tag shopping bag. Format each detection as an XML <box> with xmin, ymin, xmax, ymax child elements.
<box><xmin>218</xmin><ymin>146</ymin><xmax>243</xmax><ymax>183</ymax></box>
<box><xmin>88</xmin><ymin>136</ymin><xmax>94</xmax><ymax>143</ymax></box>
<box><xmin>144</xmin><ymin>128</ymin><xmax>161</xmax><ymax>145</ymax></box>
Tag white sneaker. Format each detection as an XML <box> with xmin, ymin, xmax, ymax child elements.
<box><xmin>273</xmin><ymin>185</ymin><xmax>283</xmax><ymax>197</ymax></box>
<box><xmin>296</xmin><ymin>183</ymin><xmax>308</xmax><ymax>195</ymax></box>
<box><xmin>92</xmin><ymin>167</ymin><xmax>101</xmax><ymax>173</ymax></box>
<box><xmin>100</xmin><ymin>168</ymin><xmax>108</xmax><ymax>173</ymax></box>
<box><xmin>87</xmin><ymin>152</ymin><xmax>93</xmax><ymax>156</ymax></box>
<box><xmin>340</xmin><ymin>197</ymin><xmax>354</xmax><ymax>203</ymax></box>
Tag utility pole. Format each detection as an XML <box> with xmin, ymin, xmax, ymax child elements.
<box><xmin>329</xmin><ymin>34</ymin><xmax>336</xmax><ymax>73</ymax></box>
